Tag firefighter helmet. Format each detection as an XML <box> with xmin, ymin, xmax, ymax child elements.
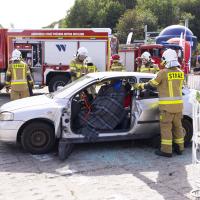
<box><xmin>11</xmin><ymin>49</ymin><xmax>22</xmax><ymax>61</ymax></box>
<box><xmin>77</xmin><ymin>47</ymin><xmax>88</xmax><ymax>61</ymax></box>
<box><xmin>162</xmin><ymin>49</ymin><xmax>180</xmax><ymax>68</ymax></box>
<box><xmin>141</xmin><ymin>51</ymin><xmax>151</xmax><ymax>62</ymax></box>
<box><xmin>112</xmin><ymin>54</ymin><xmax>120</xmax><ymax>60</ymax></box>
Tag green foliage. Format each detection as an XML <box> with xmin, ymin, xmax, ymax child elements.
<box><xmin>65</xmin><ymin>0</ymin><xmax>125</xmax><ymax>29</ymax></box>
<box><xmin>177</xmin><ymin>0</ymin><xmax>200</xmax><ymax>40</ymax></box>
<box><xmin>116</xmin><ymin>8</ymin><xmax>158</xmax><ymax>42</ymax></box>
<box><xmin>46</xmin><ymin>0</ymin><xmax>200</xmax><ymax>43</ymax></box>
<box><xmin>136</xmin><ymin>0</ymin><xmax>180</xmax><ymax>28</ymax></box>
<box><xmin>117</xmin><ymin>0</ymin><xmax>137</xmax><ymax>9</ymax></box>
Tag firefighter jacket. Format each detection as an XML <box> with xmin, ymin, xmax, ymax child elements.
<box><xmin>70</xmin><ymin>58</ymin><xmax>86</xmax><ymax>79</ymax></box>
<box><xmin>6</xmin><ymin>61</ymin><xmax>33</xmax><ymax>91</ymax></box>
<box><xmin>86</xmin><ymin>63</ymin><xmax>97</xmax><ymax>73</ymax></box>
<box><xmin>145</xmin><ymin>67</ymin><xmax>184</xmax><ymax>113</ymax></box>
<box><xmin>110</xmin><ymin>61</ymin><xmax>125</xmax><ymax>71</ymax></box>
<box><xmin>138</xmin><ymin>62</ymin><xmax>159</xmax><ymax>74</ymax></box>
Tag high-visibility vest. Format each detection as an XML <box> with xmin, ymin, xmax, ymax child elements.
<box><xmin>138</xmin><ymin>64</ymin><xmax>159</xmax><ymax>74</ymax></box>
<box><xmin>70</xmin><ymin>59</ymin><xmax>86</xmax><ymax>78</ymax></box>
<box><xmin>149</xmin><ymin>67</ymin><xmax>184</xmax><ymax>113</ymax></box>
<box><xmin>110</xmin><ymin>62</ymin><xmax>125</xmax><ymax>71</ymax></box>
<box><xmin>87</xmin><ymin>64</ymin><xmax>97</xmax><ymax>73</ymax></box>
<box><xmin>6</xmin><ymin>61</ymin><xmax>32</xmax><ymax>91</ymax></box>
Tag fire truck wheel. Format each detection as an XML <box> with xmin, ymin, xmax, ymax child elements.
<box><xmin>21</xmin><ymin>122</ymin><xmax>55</xmax><ymax>154</ymax></box>
<box><xmin>182</xmin><ymin>118</ymin><xmax>193</xmax><ymax>147</ymax></box>
<box><xmin>48</xmin><ymin>75</ymin><xmax>70</xmax><ymax>92</ymax></box>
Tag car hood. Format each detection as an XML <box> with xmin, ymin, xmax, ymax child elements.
<box><xmin>0</xmin><ymin>95</ymin><xmax>56</xmax><ymax>112</ymax></box>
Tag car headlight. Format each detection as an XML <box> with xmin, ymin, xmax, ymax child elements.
<box><xmin>0</xmin><ymin>112</ymin><xmax>14</xmax><ymax>121</ymax></box>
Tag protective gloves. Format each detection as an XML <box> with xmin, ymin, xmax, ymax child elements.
<box><xmin>133</xmin><ymin>83</ymin><xmax>145</xmax><ymax>90</ymax></box>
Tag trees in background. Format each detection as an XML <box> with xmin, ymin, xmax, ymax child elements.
<box><xmin>116</xmin><ymin>8</ymin><xmax>157</xmax><ymax>43</ymax></box>
<box><xmin>66</xmin><ymin>0</ymin><xmax>125</xmax><ymax>29</ymax></box>
<box><xmin>46</xmin><ymin>0</ymin><xmax>200</xmax><ymax>42</ymax></box>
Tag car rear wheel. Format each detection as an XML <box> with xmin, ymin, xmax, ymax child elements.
<box><xmin>182</xmin><ymin>118</ymin><xmax>193</xmax><ymax>147</ymax></box>
<box><xmin>21</xmin><ymin>122</ymin><xmax>55</xmax><ymax>154</ymax></box>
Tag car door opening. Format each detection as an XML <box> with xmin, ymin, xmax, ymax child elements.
<box><xmin>70</xmin><ymin>78</ymin><xmax>137</xmax><ymax>141</ymax></box>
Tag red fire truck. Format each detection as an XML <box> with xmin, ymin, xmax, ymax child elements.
<box><xmin>119</xmin><ymin>43</ymin><xmax>163</xmax><ymax>71</ymax></box>
<box><xmin>119</xmin><ymin>43</ymin><xmax>186</xmax><ymax>72</ymax></box>
<box><xmin>0</xmin><ymin>28</ymin><xmax>111</xmax><ymax>92</ymax></box>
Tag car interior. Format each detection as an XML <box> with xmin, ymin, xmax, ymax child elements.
<box><xmin>138</xmin><ymin>78</ymin><xmax>158</xmax><ymax>99</ymax></box>
<box><xmin>70</xmin><ymin>77</ymin><xmax>138</xmax><ymax>134</ymax></box>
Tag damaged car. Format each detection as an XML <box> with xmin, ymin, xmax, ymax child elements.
<box><xmin>0</xmin><ymin>72</ymin><xmax>194</xmax><ymax>159</ymax></box>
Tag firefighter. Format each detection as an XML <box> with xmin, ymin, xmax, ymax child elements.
<box><xmin>6</xmin><ymin>49</ymin><xmax>33</xmax><ymax>100</ymax></box>
<box><xmin>110</xmin><ymin>54</ymin><xmax>125</xmax><ymax>71</ymax></box>
<box><xmin>70</xmin><ymin>47</ymin><xmax>88</xmax><ymax>81</ymax></box>
<box><xmin>84</xmin><ymin>57</ymin><xmax>97</xmax><ymax>73</ymax></box>
<box><xmin>83</xmin><ymin>57</ymin><xmax>97</xmax><ymax>98</ymax></box>
<box><xmin>134</xmin><ymin>49</ymin><xmax>184</xmax><ymax>157</ymax></box>
<box><xmin>138</xmin><ymin>51</ymin><xmax>159</xmax><ymax>73</ymax></box>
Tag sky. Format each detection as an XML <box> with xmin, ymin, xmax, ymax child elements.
<box><xmin>0</xmin><ymin>0</ymin><xmax>75</xmax><ymax>29</ymax></box>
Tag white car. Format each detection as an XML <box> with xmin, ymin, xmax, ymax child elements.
<box><xmin>0</xmin><ymin>72</ymin><xmax>194</xmax><ymax>158</ymax></box>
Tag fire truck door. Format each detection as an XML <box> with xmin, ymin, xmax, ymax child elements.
<box><xmin>31</xmin><ymin>44</ymin><xmax>43</xmax><ymax>85</ymax></box>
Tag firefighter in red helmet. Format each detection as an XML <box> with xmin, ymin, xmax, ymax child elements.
<box><xmin>110</xmin><ymin>54</ymin><xmax>125</xmax><ymax>71</ymax></box>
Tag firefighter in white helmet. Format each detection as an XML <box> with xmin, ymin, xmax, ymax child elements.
<box><xmin>70</xmin><ymin>47</ymin><xmax>88</xmax><ymax>81</ymax></box>
<box><xmin>137</xmin><ymin>51</ymin><xmax>159</xmax><ymax>73</ymax></box>
<box><xmin>134</xmin><ymin>49</ymin><xmax>184</xmax><ymax>157</ymax></box>
<box><xmin>6</xmin><ymin>49</ymin><xmax>33</xmax><ymax>100</ymax></box>
<box><xmin>84</xmin><ymin>57</ymin><xmax>98</xmax><ymax>73</ymax></box>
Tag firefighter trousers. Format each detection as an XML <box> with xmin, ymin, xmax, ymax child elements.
<box><xmin>160</xmin><ymin>110</ymin><xmax>184</xmax><ymax>154</ymax></box>
<box><xmin>10</xmin><ymin>90</ymin><xmax>30</xmax><ymax>101</ymax></box>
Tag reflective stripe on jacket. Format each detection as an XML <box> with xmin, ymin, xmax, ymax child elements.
<box><xmin>148</xmin><ymin>67</ymin><xmax>184</xmax><ymax>113</ymax></box>
<box><xmin>138</xmin><ymin>63</ymin><xmax>159</xmax><ymax>74</ymax></box>
<box><xmin>110</xmin><ymin>62</ymin><xmax>125</xmax><ymax>71</ymax></box>
<box><xmin>87</xmin><ymin>65</ymin><xmax>97</xmax><ymax>73</ymax></box>
<box><xmin>70</xmin><ymin>59</ymin><xmax>86</xmax><ymax>79</ymax></box>
<box><xmin>6</xmin><ymin>61</ymin><xmax>31</xmax><ymax>91</ymax></box>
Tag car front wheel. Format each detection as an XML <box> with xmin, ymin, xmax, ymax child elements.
<box><xmin>21</xmin><ymin>122</ymin><xmax>55</xmax><ymax>154</ymax></box>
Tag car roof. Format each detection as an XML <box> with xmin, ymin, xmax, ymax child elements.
<box><xmin>87</xmin><ymin>71</ymin><xmax>156</xmax><ymax>80</ymax></box>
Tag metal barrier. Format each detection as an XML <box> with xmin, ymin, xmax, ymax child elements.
<box><xmin>188</xmin><ymin>74</ymin><xmax>200</xmax><ymax>90</ymax></box>
<box><xmin>191</xmin><ymin>93</ymin><xmax>200</xmax><ymax>199</ymax></box>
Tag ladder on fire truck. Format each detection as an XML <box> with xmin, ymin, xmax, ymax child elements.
<box><xmin>191</xmin><ymin>91</ymin><xmax>200</xmax><ymax>199</ymax></box>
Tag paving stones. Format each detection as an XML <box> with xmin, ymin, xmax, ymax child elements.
<box><xmin>0</xmin><ymin>141</ymin><xmax>196</xmax><ymax>200</ymax></box>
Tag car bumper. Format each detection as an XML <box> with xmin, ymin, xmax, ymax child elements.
<box><xmin>0</xmin><ymin>120</ymin><xmax>24</xmax><ymax>142</ymax></box>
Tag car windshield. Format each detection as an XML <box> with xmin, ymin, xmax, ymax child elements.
<box><xmin>50</xmin><ymin>75</ymin><xmax>96</xmax><ymax>99</ymax></box>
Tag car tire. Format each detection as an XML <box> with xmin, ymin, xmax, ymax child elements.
<box><xmin>48</xmin><ymin>75</ymin><xmax>70</xmax><ymax>92</ymax></box>
<box><xmin>21</xmin><ymin>122</ymin><xmax>55</xmax><ymax>154</ymax></box>
<box><xmin>182</xmin><ymin>118</ymin><xmax>193</xmax><ymax>147</ymax></box>
<box><xmin>58</xmin><ymin>141</ymin><xmax>74</xmax><ymax>161</ymax></box>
